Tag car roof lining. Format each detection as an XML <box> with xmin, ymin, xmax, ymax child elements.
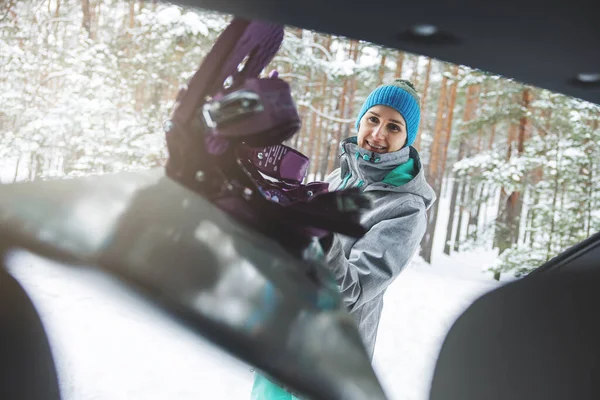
<box><xmin>172</xmin><ymin>0</ymin><xmax>600</xmax><ymax>105</ymax></box>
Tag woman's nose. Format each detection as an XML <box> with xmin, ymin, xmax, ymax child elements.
<box><xmin>372</xmin><ymin>124</ymin><xmax>386</xmax><ymax>140</ymax></box>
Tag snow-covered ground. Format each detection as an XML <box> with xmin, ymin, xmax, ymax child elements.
<box><xmin>7</xmin><ymin>249</ymin><xmax>502</xmax><ymax>400</ymax></box>
<box><xmin>8</xmin><ymin>251</ymin><xmax>255</xmax><ymax>400</ymax></box>
<box><xmin>373</xmin><ymin>253</ymin><xmax>502</xmax><ymax>400</ymax></box>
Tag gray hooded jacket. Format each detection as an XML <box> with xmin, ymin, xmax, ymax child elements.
<box><xmin>324</xmin><ymin>137</ymin><xmax>436</xmax><ymax>359</ymax></box>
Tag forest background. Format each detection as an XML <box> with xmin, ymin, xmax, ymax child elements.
<box><xmin>2</xmin><ymin>0</ymin><xmax>599</xmax><ymax>279</ymax></box>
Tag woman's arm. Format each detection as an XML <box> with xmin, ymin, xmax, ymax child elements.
<box><xmin>325</xmin><ymin>200</ymin><xmax>426</xmax><ymax>311</ymax></box>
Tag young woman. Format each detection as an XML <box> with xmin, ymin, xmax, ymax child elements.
<box><xmin>323</xmin><ymin>79</ymin><xmax>436</xmax><ymax>359</ymax></box>
<box><xmin>251</xmin><ymin>79</ymin><xmax>436</xmax><ymax>399</ymax></box>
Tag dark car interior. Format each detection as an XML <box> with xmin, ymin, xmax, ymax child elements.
<box><xmin>1</xmin><ymin>0</ymin><xmax>599</xmax><ymax>399</ymax></box>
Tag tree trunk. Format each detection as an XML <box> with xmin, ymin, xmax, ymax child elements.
<box><xmin>525</xmin><ymin>190</ymin><xmax>538</xmax><ymax>245</ymax></box>
<box><xmin>81</xmin><ymin>0</ymin><xmax>92</xmax><ymax>37</ymax></box>
<box><xmin>394</xmin><ymin>52</ymin><xmax>405</xmax><ymax>79</ymax></box>
<box><xmin>88</xmin><ymin>0</ymin><xmax>97</xmax><ymax>39</ymax></box>
<box><xmin>310</xmin><ymin>36</ymin><xmax>332</xmax><ymax>180</ymax></box>
<box><xmin>505</xmin><ymin>88</ymin><xmax>533</xmax><ymax>246</ymax></box>
<box><xmin>494</xmin><ymin>123</ymin><xmax>518</xmax><ymax>253</ymax></box>
<box><xmin>454</xmin><ymin>179</ymin><xmax>469</xmax><ymax>252</ymax></box>
<box><xmin>517</xmin><ymin>89</ymin><xmax>532</xmax><ymax>155</ymax></box>
<box><xmin>488</xmin><ymin>124</ymin><xmax>497</xmax><ymax>150</ymax></box>
<box><xmin>11</xmin><ymin>156</ymin><xmax>21</xmax><ymax>183</ymax></box>
<box><xmin>129</xmin><ymin>0</ymin><xmax>135</xmax><ymax>29</ymax></box>
<box><xmin>473</xmin><ymin>182</ymin><xmax>489</xmax><ymax>240</ymax></box>
<box><xmin>475</xmin><ymin>128</ymin><xmax>483</xmax><ymax>152</ymax></box>
<box><xmin>425</xmin><ymin>69</ymin><xmax>449</xmax><ymax>184</ymax></box>
<box><xmin>585</xmin><ymin>119</ymin><xmax>598</xmax><ymax>237</ymax></box>
<box><xmin>414</xmin><ymin>58</ymin><xmax>432</xmax><ymax>151</ymax></box>
<box><xmin>297</xmin><ymin>66</ymin><xmax>314</xmax><ymax>154</ymax></box>
<box><xmin>377</xmin><ymin>52</ymin><xmax>387</xmax><ymax>85</ymax></box>
<box><xmin>467</xmin><ymin>181</ymin><xmax>484</xmax><ymax>239</ymax></box>
<box><xmin>323</xmin><ymin>96</ymin><xmax>340</xmax><ymax>178</ymax></box>
<box><xmin>303</xmin><ymin>95</ymin><xmax>320</xmax><ymax>160</ymax></box>
<box><xmin>462</xmin><ymin>85</ymin><xmax>483</xmax><ymax>240</ymax></box>
<box><xmin>347</xmin><ymin>40</ymin><xmax>360</xmax><ymax>117</ymax></box>
<box><xmin>557</xmin><ymin>180</ymin><xmax>567</xmax><ymax>250</ymax></box>
<box><xmin>444</xmin><ymin>176</ymin><xmax>459</xmax><ymax>255</ymax></box>
<box><xmin>420</xmin><ymin>65</ymin><xmax>451</xmax><ymax>263</ymax></box>
<box><xmin>444</xmin><ymin>138</ymin><xmax>467</xmax><ymax>255</ymax></box>
<box><xmin>494</xmin><ymin>88</ymin><xmax>533</xmax><ymax>256</ymax></box>
<box><xmin>294</xmin><ymin>65</ymin><xmax>313</xmax><ymax>152</ymax></box>
<box><xmin>325</xmin><ymin>78</ymin><xmax>349</xmax><ymax>173</ymax></box>
<box><xmin>472</xmin><ymin>182</ymin><xmax>489</xmax><ymax>240</ymax></box>
<box><xmin>466</xmin><ymin>133</ymin><xmax>483</xmax><ymax>239</ymax></box>
<box><xmin>420</xmin><ymin>58</ymin><xmax>432</xmax><ymax>110</ymax></box>
<box><xmin>487</xmin><ymin>96</ymin><xmax>502</xmax><ymax>150</ymax></box>
<box><xmin>440</xmin><ymin>67</ymin><xmax>461</xmax><ymax>171</ymax></box>
<box><xmin>525</xmin><ymin>108</ymin><xmax>550</xmax><ymax>245</ymax></box>
<box><xmin>311</xmin><ymin>111</ymin><xmax>324</xmax><ymax>180</ymax></box>
<box><xmin>410</xmin><ymin>55</ymin><xmax>420</xmax><ymax>86</ymax></box>
<box><xmin>305</xmin><ymin>54</ymin><xmax>324</xmax><ymax>170</ymax></box>
<box><xmin>325</xmin><ymin>40</ymin><xmax>359</xmax><ymax>175</ymax></box>
<box><xmin>444</xmin><ymin>80</ymin><xmax>480</xmax><ymax>254</ymax></box>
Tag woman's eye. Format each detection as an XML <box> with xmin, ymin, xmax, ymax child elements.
<box><xmin>368</xmin><ymin>116</ymin><xmax>379</xmax><ymax>123</ymax></box>
<box><xmin>388</xmin><ymin>124</ymin><xmax>400</xmax><ymax>132</ymax></box>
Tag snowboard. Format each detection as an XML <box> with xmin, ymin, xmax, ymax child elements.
<box><xmin>0</xmin><ymin>17</ymin><xmax>388</xmax><ymax>400</ymax></box>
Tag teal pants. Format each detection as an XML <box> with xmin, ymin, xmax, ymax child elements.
<box><xmin>250</xmin><ymin>373</ymin><xmax>299</xmax><ymax>400</ymax></box>
<box><xmin>250</xmin><ymin>241</ymin><xmax>326</xmax><ymax>399</ymax></box>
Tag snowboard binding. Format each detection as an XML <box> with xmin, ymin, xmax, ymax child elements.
<box><xmin>164</xmin><ymin>18</ymin><xmax>370</xmax><ymax>255</ymax></box>
<box><xmin>0</xmin><ymin>17</ymin><xmax>388</xmax><ymax>400</ymax></box>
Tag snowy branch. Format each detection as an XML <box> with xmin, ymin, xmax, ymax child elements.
<box><xmin>300</xmin><ymin>102</ymin><xmax>355</xmax><ymax>123</ymax></box>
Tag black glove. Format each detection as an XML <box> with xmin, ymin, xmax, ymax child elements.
<box><xmin>319</xmin><ymin>232</ymin><xmax>335</xmax><ymax>253</ymax></box>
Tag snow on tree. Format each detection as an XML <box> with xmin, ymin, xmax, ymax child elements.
<box><xmin>1</xmin><ymin>0</ymin><xmax>598</xmax><ymax>277</ymax></box>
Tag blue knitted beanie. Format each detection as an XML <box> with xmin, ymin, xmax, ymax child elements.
<box><xmin>355</xmin><ymin>79</ymin><xmax>421</xmax><ymax>147</ymax></box>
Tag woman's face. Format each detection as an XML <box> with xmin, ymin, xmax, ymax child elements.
<box><xmin>357</xmin><ymin>105</ymin><xmax>407</xmax><ymax>154</ymax></box>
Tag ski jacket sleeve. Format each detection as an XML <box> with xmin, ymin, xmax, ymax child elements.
<box><xmin>325</xmin><ymin>199</ymin><xmax>426</xmax><ymax>311</ymax></box>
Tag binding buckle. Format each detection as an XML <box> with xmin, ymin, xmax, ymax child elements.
<box><xmin>201</xmin><ymin>78</ymin><xmax>300</xmax><ymax>146</ymax></box>
<box><xmin>202</xmin><ymin>90</ymin><xmax>264</xmax><ymax>129</ymax></box>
